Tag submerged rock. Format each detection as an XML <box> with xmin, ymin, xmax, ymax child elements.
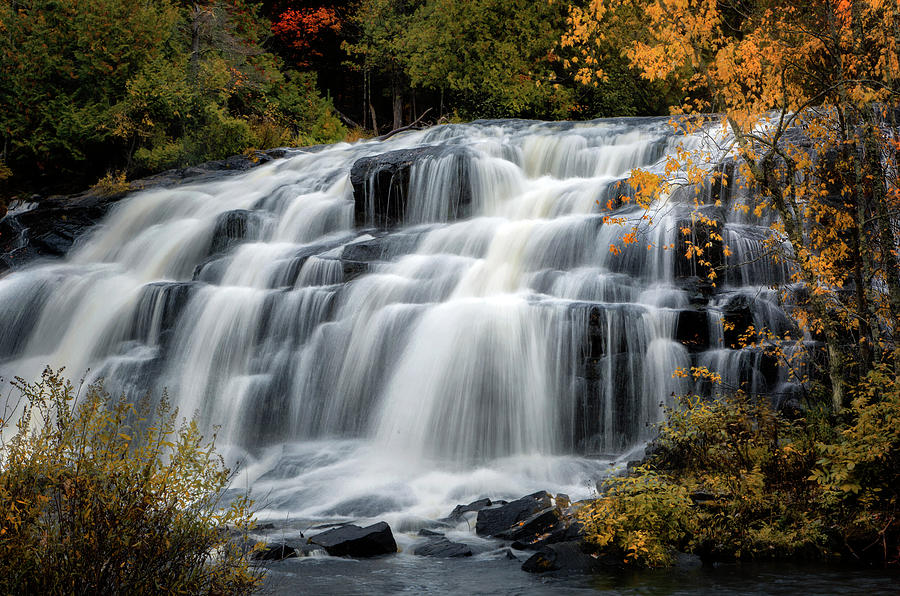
<box><xmin>308</xmin><ymin>521</ymin><xmax>397</xmax><ymax>558</ymax></box>
<box><xmin>252</xmin><ymin>543</ymin><xmax>298</xmax><ymax>561</ymax></box>
<box><xmin>413</xmin><ymin>537</ymin><xmax>473</xmax><ymax>558</ymax></box>
<box><xmin>520</xmin><ymin>541</ymin><xmax>599</xmax><ymax>574</ymax></box>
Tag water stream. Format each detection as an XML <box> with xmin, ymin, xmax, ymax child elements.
<box><xmin>0</xmin><ymin>118</ymin><xmax>809</xmax><ymax>557</ymax></box>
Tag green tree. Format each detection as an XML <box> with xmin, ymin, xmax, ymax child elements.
<box><xmin>402</xmin><ymin>0</ymin><xmax>574</xmax><ymax>119</ymax></box>
<box><xmin>0</xmin><ymin>0</ymin><xmax>179</xmax><ymax>182</ymax></box>
<box><xmin>0</xmin><ymin>0</ymin><xmax>345</xmax><ymax>191</ymax></box>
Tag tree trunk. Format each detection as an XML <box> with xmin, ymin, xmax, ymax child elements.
<box><xmin>391</xmin><ymin>72</ymin><xmax>403</xmax><ymax>131</ymax></box>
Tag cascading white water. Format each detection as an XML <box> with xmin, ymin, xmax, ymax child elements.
<box><xmin>0</xmin><ymin>118</ymin><xmax>798</xmax><ymax>521</ymax></box>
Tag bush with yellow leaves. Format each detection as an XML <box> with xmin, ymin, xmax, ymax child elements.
<box><xmin>578</xmin><ymin>377</ymin><xmax>900</xmax><ymax>567</ymax></box>
<box><xmin>577</xmin><ymin>467</ymin><xmax>694</xmax><ymax>567</ymax></box>
<box><xmin>0</xmin><ymin>368</ymin><xmax>261</xmax><ymax>595</ymax></box>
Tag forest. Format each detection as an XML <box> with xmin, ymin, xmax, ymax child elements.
<box><xmin>0</xmin><ymin>0</ymin><xmax>899</xmax><ymax>592</ymax></box>
<box><xmin>0</xmin><ymin>0</ymin><xmax>671</xmax><ymax>197</ymax></box>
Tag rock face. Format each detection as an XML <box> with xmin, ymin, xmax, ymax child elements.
<box><xmin>308</xmin><ymin>521</ymin><xmax>397</xmax><ymax>558</ymax></box>
<box><xmin>0</xmin><ymin>148</ymin><xmax>291</xmax><ymax>275</ymax></box>
<box><xmin>494</xmin><ymin>507</ymin><xmax>562</xmax><ymax>542</ymax></box>
<box><xmin>0</xmin><ymin>192</ymin><xmax>127</xmax><ymax>272</ymax></box>
<box><xmin>350</xmin><ymin>145</ymin><xmax>472</xmax><ymax>228</ymax></box>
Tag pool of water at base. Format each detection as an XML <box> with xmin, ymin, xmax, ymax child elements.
<box><xmin>260</xmin><ymin>553</ymin><xmax>900</xmax><ymax>595</ymax></box>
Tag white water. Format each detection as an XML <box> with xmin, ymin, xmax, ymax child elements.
<box><xmin>0</xmin><ymin>118</ymin><xmax>798</xmax><ymax>524</ymax></box>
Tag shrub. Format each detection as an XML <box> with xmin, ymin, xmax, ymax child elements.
<box><xmin>0</xmin><ymin>368</ymin><xmax>261</xmax><ymax>595</ymax></box>
<box><xmin>812</xmin><ymin>365</ymin><xmax>900</xmax><ymax>562</ymax></box>
<box><xmin>91</xmin><ymin>171</ymin><xmax>131</xmax><ymax>197</ymax></box>
<box><xmin>580</xmin><ymin>393</ymin><xmax>830</xmax><ymax>566</ymax></box>
<box><xmin>576</xmin><ymin>467</ymin><xmax>694</xmax><ymax>567</ymax></box>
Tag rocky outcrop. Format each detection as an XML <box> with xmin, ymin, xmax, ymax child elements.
<box><xmin>445</xmin><ymin>497</ymin><xmax>495</xmax><ymax>522</ymax></box>
<box><xmin>350</xmin><ymin>145</ymin><xmax>472</xmax><ymax>228</ymax></box>
<box><xmin>0</xmin><ymin>148</ymin><xmax>292</xmax><ymax>276</ymax></box>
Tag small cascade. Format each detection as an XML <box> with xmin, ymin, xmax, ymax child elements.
<box><xmin>0</xmin><ymin>118</ymin><xmax>803</xmax><ymax>518</ymax></box>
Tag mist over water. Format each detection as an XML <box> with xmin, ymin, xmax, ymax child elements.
<box><xmin>0</xmin><ymin>118</ymin><xmax>799</xmax><ymax>523</ymax></box>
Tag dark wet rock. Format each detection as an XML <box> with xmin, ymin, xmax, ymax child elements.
<box><xmin>252</xmin><ymin>543</ymin><xmax>298</xmax><ymax>561</ymax></box>
<box><xmin>308</xmin><ymin>521</ymin><xmax>397</xmax><ymax>558</ymax></box>
<box><xmin>128</xmin><ymin>282</ymin><xmax>198</xmax><ymax>345</ymax></box>
<box><xmin>673</xmin><ymin>206</ymin><xmax>726</xmax><ymax>279</ymax></box>
<box><xmin>340</xmin><ymin>232</ymin><xmax>423</xmax><ymax>281</ymax></box>
<box><xmin>475</xmin><ymin>491</ymin><xmax>552</xmax><ymax>537</ymax></box>
<box><xmin>675</xmin><ymin>308</ymin><xmax>710</xmax><ymax>352</ymax></box>
<box><xmin>494</xmin><ymin>507</ymin><xmax>562</xmax><ymax>542</ymax></box>
<box><xmin>341</xmin><ymin>232</ymin><xmax>422</xmax><ymax>262</ymax></box>
<box><xmin>510</xmin><ymin>518</ymin><xmax>583</xmax><ymax>551</ymax></box>
<box><xmin>342</xmin><ymin>260</ymin><xmax>369</xmax><ymax>282</ymax></box>
<box><xmin>446</xmin><ymin>498</ymin><xmax>493</xmax><ymax>521</ymax></box>
<box><xmin>721</xmin><ymin>293</ymin><xmax>754</xmax><ymax>349</ymax></box>
<box><xmin>418</xmin><ymin>528</ymin><xmax>444</xmax><ymax>537</ymax></box>
<box><xmin>413</xmin><ymin>537</ymin><xmax>473</xmax><ymax>558</ymax></box>
<box><xmin>504</xmin><ymin>548</ymin><xmax>519</xmax><ymax>560</ymax></box>
<box><xmin>192</xmin><ymin>255</ymin><xmax>232</xmax><ymax>284</ymax></box>
<box><xmin>521</xmin><ymin>541</ymin><xmax>601</xmax><ymax>574</ymax></box>
<box><xmin>676</xmin><ymin>276</ymin><xmax>717</xmax><ymax>304</ymax></box>
<box><xmin>350</xmin><ymin>145</ymin><xmax>471</xmax><ymax>228</ymax></box>
<box><xmin>207</xmin><ymin>209</ymin><xmax>264</xmax><ymax>256</ymax></box>
<box><xmin>576</xmin><ymin>352</ymin><xmax>643</xmax><ymax>453</ymax></box>
<box><xmin>0</xmin><ymin>191</ymin><xmax>127</xmax><ymax>273</ymax></box>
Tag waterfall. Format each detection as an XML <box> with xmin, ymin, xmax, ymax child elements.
<box><xmin>0</xmin><ymin>118</ymin><xmax>797</xmax><ymax>520</ymax></box>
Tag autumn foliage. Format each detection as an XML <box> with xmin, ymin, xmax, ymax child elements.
<box><xmin>272</xmin><ymin>6</ymin><xmax>342</xmax><ymax>67</ymax></box>
<box><xmin>565</xmin><ymin>0</ymin><xmax>900</xmax><ymax>568</ymax></box>
<box><xmin>564</xmin><ymin>0</ymin><xmax>900</xmax><ymax>409</ymax></box>
<box><xmin>0</xmin><ymin>369</ymin><xmax>261</xmax><ymax>594</ymax></box>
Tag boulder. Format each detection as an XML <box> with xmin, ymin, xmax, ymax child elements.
<box><xmin>252</xmin><ymin>543</ymin><xmax>298</xmax><ymax>561</ymax></box>
<box><xmin>207</xmin><ymin>209</ymin><xmax>264</xmax><ymax>256</ymax></box>
<box><xmin>521</xmin><ymin>541</ymin><xmax>600</xmax><ymax>574</ymax></box>
<box><xmin>509</xmin><ymin>519</ymin><xmax>583</xmax><ymax>551</ymax></box>
<box><xmin>445</xmin><ymin>498</ymin><xmax>494</xmax><ymax>522</ymax></box>
<box><xmin>494</xmin><ymin>507</ymin><xmax>562</xmax><ymax>543</ymax></box>
<box><xmin>308</xmin><ymin>521</ymin><xmax>397</xmax><ymax>558</ymax></box>
<box><xmin>413</xmin><ymin>537</ymin><xmax>473</xmax><ymax>558</ymax></box>
<box><xmin>475</xmin><ymin>491</ymin><xmax>552</xmax><ymax>537</ymax></box>
<box><xmin>350</xmin><ymin>145</ymin><xmax>471</xmax><ymax>228</ymax></box>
